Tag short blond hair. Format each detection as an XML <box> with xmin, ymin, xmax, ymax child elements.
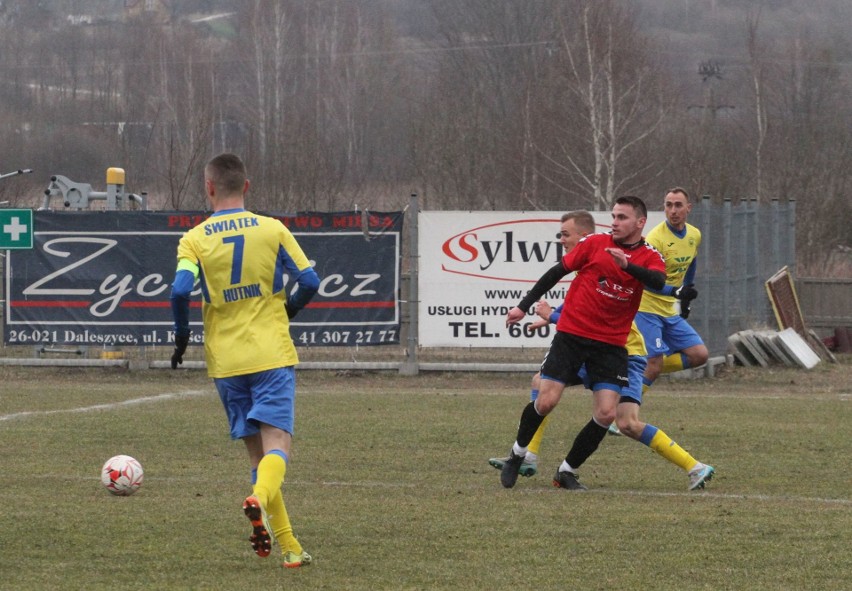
<box><xmin>666</xmin><ymin>187</ymin><xmax>690</xmax><ymax>201</ymax></box>
<box><xmin>561</xmin><ymin>210</ymin><xmax>595</xmax><ymax>234</ymax></box>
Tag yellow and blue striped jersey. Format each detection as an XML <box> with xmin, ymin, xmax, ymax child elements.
<box><xmin>175</xmin><ymin>209</ymin><xmax>315</xmax><ymax>378</ymax></box>
<box><xmin>639</xmin><ymin>221</ymin><xmax>701</xmax><ymax>317</ymax></box>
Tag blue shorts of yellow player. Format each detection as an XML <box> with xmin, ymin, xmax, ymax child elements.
<box><xmin>577</xmin><ymin>354</ymin><xmax>647</xmax><ymax>404</ymax></box>
<box><xmin>214</xmin><ymin>367</ymin><xmax>296</xmax><ymax>439</ymax></box>
<box><xmin>634</xmin><ymin>312</ymin><xmax>704</xmax><ymax>358</ymax></box>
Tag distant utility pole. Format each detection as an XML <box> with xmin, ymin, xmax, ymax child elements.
<box><xmin>688</xmin><ymin>60</ymin><xmax>735</xmax><ymax>120</ymax></box>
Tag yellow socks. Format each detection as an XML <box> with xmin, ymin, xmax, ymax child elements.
<box><xmin>662</xmin><ymin>352</ymin><xmax>687</xmax><ymax>374</ymax></box>
<box><xmin>253</xmin><ymin>451</ymin><xmax>287</xmax><ymax>509</ymax></box>
<box><xmin>267</xmin><ymin>487</ymin><xmax>302</xmax><ymax>554</ymax></box>
<box><xmin>648</xmin><ymin>428</ymin><xmax>697</xmax><ymax>471</ymax></box>
<box><xmin>527</xmin><ymin>414</ymin><xmax>550</xmax><ymax>456</ymax></box>
<box><xmin>253</xmin><ymin>450</ymin><xmax>302</xmax><ymax>555</ymax></box>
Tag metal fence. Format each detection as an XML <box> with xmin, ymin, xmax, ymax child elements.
<box><xmin>0</xmin><ymin>197</ymin><xmax>819</xmax><ymax>366</ymax></box>
<box><xmin>401</xmin><ymin>197</ymin><xmax>801</xmax><ymax>360</ymax></box>
<box><xmin>680</xmin><ymin>197</ymin><xmax>797</xmax><ymax>356</ymax></box>
<box><xmin>796</xmin><ymin>278</ymin><xmax>852</xmax><ymax>333</ymax></box>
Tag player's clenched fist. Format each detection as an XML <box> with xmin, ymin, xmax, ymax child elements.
<box><xmin>505</xmin><ymin>306</ymin><xmax>526</xmax><ymax>327</ymax></box>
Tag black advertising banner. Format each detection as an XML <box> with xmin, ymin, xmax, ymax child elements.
<box><xmin>3</xmin><ymin>210</ymin><xmax>402</xmax><ymax>347</ymax></box>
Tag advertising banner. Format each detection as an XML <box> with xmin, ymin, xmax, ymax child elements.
<box><xmin>4</xmin><ymin>210</ymin><xmax>402</xmax><ymax>347</ymax></box>
<box><xmin>418</xmin><ymin>210</ymin><xmax>664</xmax><ymax>348</ymax></box>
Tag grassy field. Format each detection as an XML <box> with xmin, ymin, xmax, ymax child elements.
<box><xmin>0</xmin><ymin>358</ymin><xmax>849</xmax><ymax>591</ymax></box>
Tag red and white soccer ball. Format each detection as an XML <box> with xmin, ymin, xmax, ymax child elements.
<box><xmin>101</xmin><ymin>455</ymin><xmax>144</xmax><ymax>496</ymax></box>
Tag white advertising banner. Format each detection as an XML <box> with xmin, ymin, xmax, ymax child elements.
<box><xmin>418</xmin><ymin>210</ymin><xmax>665</xmax><ymax>348</ymax></box>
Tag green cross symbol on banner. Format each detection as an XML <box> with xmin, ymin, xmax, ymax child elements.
<box><xmin>0</xmin><ymin>209</ymin><xmax>34</xmax><ymax>249</ymax></box>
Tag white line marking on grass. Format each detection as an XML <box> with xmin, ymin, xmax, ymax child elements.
<box><xmin>321</xmin><ymin>480</ymin><xmax>417</xmax><ymax>488</ymax></box>
<box><xmin>0</xmin><ymin>390</ymin><xmax>210</xmax><ymax>423</ymax></box>
<box><xmin>16</xmin><ymin>474</ymin><xmax>847</xmax><ymax>506</ymax></box>
<box><xmin>591</xmin><ymin>488</ymin><xmax>852</xmax><ymax>506</ymax></box>
<box><xmin>511</xmin><ymin>486</ymin><xmax>852</xmax><ymax>505</ymax></box>
<box><xmin>288</xmin><ymin>480</ymin><xmax>851</xmax><ymax>505</ymax></box>
<box><xmin>480</xmin><ymin>389</ymin><xmax>849</xmax><ymax>402</ymax></box>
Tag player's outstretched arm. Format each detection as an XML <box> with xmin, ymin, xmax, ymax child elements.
<box><xmin>513</xmin><ymin>262</ymin><xmax>569</xmax><ymax>315</ymax></box>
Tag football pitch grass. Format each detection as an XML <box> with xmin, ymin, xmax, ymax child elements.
<box><xmin>1</xmin><ymin>359</ymin><xmax>849</xmax><ymax>591</ymax></box>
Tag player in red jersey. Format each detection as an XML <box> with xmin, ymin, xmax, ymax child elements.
<box><xmin>499</xmin><ymin>196</ymin><xmax>666</xmax><ymax>489</ymax></box>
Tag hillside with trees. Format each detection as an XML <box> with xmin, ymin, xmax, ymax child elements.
<box><xmin>0</xmin><ymin>0</ymin><xmax>848</xmax><ymax>273</ymax></box>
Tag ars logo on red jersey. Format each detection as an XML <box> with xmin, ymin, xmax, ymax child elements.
<box><xmin>596</xmin><ymin>276</ymin><xmax>634</xmax><ymax>301</ymax></box>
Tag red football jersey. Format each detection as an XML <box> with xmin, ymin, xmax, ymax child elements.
<box><xmin>555</xmin><ymin>233</ymin><xmax>665</xmax><ymax>346</ymax></box>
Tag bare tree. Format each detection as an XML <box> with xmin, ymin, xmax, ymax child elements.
<box><xmin>230</xmin><ymin>1</ymin><xmax>407</xmax><ymax>212</ymax></box>
<box><xmin>534</xmin><ymin>1</ymin><xmax>669</xmax><ymax>210</ymax></box>
<box><xmin>117</xmin><ymin>14</ymin><xmax>215</xmax><ymax>209</ymax></box>
<box><xmin>0</xmin><ymin>0</ymin><xmax>848</xmax><ymax>280</ymax></box>
<box><xmin>745</xmin><ymin>12</ymin><xmax>769</xmax><ymax>202</ymax></box>
<box><xmin>767</xmin><ymin>32</ymin><xmax>852</xmax><ymax>273</ymax></box>
<box><xmin>413</xmin><ymin>0</ymin><xmax>555</xmax><ymax>209</ymax></box>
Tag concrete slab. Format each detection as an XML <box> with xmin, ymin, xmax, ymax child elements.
<box><xmin>728</xmin><ymin>333</ymin><xmax>758</xmax><ymax>367</ymax></box>
<box><xmin>808</xmin><ymin>329</ymin><xmax>838</xmax><ymax>364</ymax></box>
<box><xmin>755</xmin><ymin>331</ymin><xmax>796</xmax><ymax>366</ymax></box>
<box><xmin>775</xmin><ymin>328</ymin><xmax>821</xmax><ymax>369</ymax></box>
<box><xmin>738</xmin><ymin>330</ymin><xmax>770</xmax><ymax>367</ymax></box>
<box><xmin>704</xmin><ymin>355</ymin><xmax>729</xmax><ymax>377</ymax></box>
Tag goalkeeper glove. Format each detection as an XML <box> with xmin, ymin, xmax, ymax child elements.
<box><xmin>171</xmin><ymin>333</ymin><xmax>190</xmax><ymax>369</ymax></box>
<box><xmin>673</xmin><ymin>284</ymin><xmax>698</xmax><ymax>301</ymax></box>
<box><xmin>680</xmin><ymin>299</ymin><xmax>692</xmax><ymax>319</ymax></box>
<box><xmin>285</xmin><ymin>303</ymin><xmax>299</xmax><ymax>319</ymax></box>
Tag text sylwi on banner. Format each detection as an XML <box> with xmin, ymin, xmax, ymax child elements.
<box><xmin>418</xmin><ymin>210</ymin><xmax>664</xmax><ymax>348</ymax></box>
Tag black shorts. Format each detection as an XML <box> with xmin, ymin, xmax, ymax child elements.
<box><xmin>540</xmin><ymin>331</ymin><xmax>629</xmax><ymax>390</ymax></box>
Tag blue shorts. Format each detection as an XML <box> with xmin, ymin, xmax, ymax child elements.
<box><xmin>214</xmin><ymin>367</ymin><xmax>296</xmax><ymax>440</ymax></box>
<box><xmin>578</xmin><ymin>355</ymin><xmax>646</xmax><ymax>403</ymax></box>
<box><xmin>634</xmin><ymin>312</ymin><xmax>704</xmax><ymax>358</ymax></box>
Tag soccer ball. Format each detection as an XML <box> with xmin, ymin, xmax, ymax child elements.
<box><xmin>101</xmin><ymin>455</ymin><xmax>144</xmax><ymax>496</ymax></box>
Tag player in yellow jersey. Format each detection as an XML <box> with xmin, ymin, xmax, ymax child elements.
<box><xmin>170</xmin><ymin>153</ymin><xmax>320</xmax><ymax>568</ymax></box>
<box><xmin>634</xmin><ymin>187</ymin><xmax>714</xmax><ymax>489</ymax></box>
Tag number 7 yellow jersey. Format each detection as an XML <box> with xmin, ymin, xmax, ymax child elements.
<box><xmin>176</xmin><ymin>208</ymin><xmax>316</xmax><ymax>378</ymax></box>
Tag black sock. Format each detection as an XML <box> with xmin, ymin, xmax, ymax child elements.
<box><xmin>565</xmin><ymin>419</ymin><xmax>608</xmax><ymax>470</ymax></box>
<box><xmin>516</xmin><ymin>401</ymin><xmax>545</xmax><ymax>448</ymax></box>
